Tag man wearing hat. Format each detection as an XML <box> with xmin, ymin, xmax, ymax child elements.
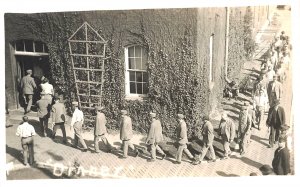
<box><xmin>51</xmin><ymin>96</ymin><xmax>67</xmax><ymax>143</ymax></box>
<box><xmin>252</xmin><ymin>76</ymin><xmax>265</xmax><ymax>96</ymax></box>
<box><xmin>218</xmin><ymin>112</ymin><xmax>236</xmax><ymax>159</ymax></box>
<box><xmin>279</xmin><ymin>124</ymin><xmax>292</xmax><ymax>152</ymax></box>
<box><xmin>253</xmin><ymin>88</ymin><xmax>268</xmax><ymax>130</ymax></box>
<box><xmin>238</xmin><ymin>102</ymin><xmax>252</xmax><ymax>156</ymax></box>
<box><xmin>145</xmin><ymin>112</ymin><xmax>166</xmax><ymax>162</ymax></box>
<box><xmin>36</xmin><ymin>91</ymin><xmax>52</xmax><ymax>137</ymax></box>
<box><xmin>192</xmin><ymin>115</ymin><xmax>216</xmax><ymax>165</ymax></box>
<box><xmin>20</xmin><ymin>69</ymin><xmax>37</xmax><ymax>114</ymax></box>
<box><xmin>175</xmin><ymin>114</ymin><xmax>194</xmax><ymax>164</ymax></box>
<box><xmin>272</xmin><ymin>136</ymin><xmax>291</xmax><ymax>175</ymax></box>
<box><xmin>119</xmin><ymin>110</ymin><xmax>139</xmax><ymax>159</ymax></box>
<box><xmin>266</xmin><ymin>99</ymin><xmax>286</xmax><ymax>148</ymax></box>
<box><xmin>259</xmin><ymin>164</ymin><xmax>276</xmax><ymax>175</ymax></box>
<box><xmin>70</xmin><ymin>101</ymin><xmax>88</xmax><ymax>152</ymax></box>
<box><xmin>94</xmin><ymin>106</ymin><xmax>113</xmax><ymax>153</ymax></box>
<box><xmin>267</xmin><ymin>74</ymin><xmax>283</xmax><ymax>107</ymax></box>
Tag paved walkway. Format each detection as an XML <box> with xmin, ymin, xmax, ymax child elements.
<box><xmin>5</xmin><ymin>8</ymin><xmax>293</xmax><ymax>179</ymax></box>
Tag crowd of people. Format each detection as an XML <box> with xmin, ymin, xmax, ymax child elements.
<box><xmin>15</xmin><ymin>31</ymin><xmax>292</xmax><ymax>175</ymax></box>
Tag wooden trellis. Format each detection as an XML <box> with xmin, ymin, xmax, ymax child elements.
<box><xmin>68</xmin><ymin>22</ymin><xmax>107</xmax><ymax>110</ymax></box>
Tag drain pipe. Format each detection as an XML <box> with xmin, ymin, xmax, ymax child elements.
<box><xmin>225</xmin><ymin>7</ymin><xmax>230</xmax><ymax>82</ymax></box>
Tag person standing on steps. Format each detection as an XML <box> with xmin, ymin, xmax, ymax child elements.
<box><xmin>20</xmin><ymin>69</ymin><xmax>37</xmax><ymax>114</ymax></box>
<box><xmin>192</xmin><ymin>115</ymin><xmax>216</xmax><ymax>165</ymax></box>
<box><xmin>94</xmin><ymin>106</ymin><xmax>113</xmax><ymax>153</ymax></box>
<box><xmin>145</xmin><ymin>112</ymin><xmax>166</xmax><ymax>162</ymax></box>
<box><xmin>70</xmin><ymin>101</ymin><xmax>88</xmax><ymax>152</ymax></box>
<box><xmin>253</xmin><ymin>88</ymin><xmax>268</xmax><ymax>130</ymax></box>
<box><xmin>119</xmin><ymin>110</ymin><xmax>139</xmax><ymax>159</ymax></box>
<box><xmin>218</xmin><ymin>112</ymin><xmax>235</xmax><ymax>159</ymax></box>
<box><xmin>174</xmin><ymin>114</ymin><xmax>195</xmax><ymax>164</ymax></box>
<box><xmin>51</xmin><ymin>96</ymin><xmax>67</xmax><ymax>144</ymax></box>
<box><xmin>36</xmin><ymin>91</ymin><xmax>51</xmax><ymax>137</ymax></box>
<box><xmin>16</xmin><ymin>116</ymin><xmax>36</xmax><ymax>166</ymax></box>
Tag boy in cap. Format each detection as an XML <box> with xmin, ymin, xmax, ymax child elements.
<box><xmin>218</xmin><ymin>112</ymin><xmax>236</xmax><ymax>159</ymax></box>
<box><xmin>36</xmin><ymin>91</ymin><xmax>52</xmax><ymax>137</ymax></box>
<box><xmin>70</xmin><ymin>101</ymin><xmax>88</xmax><ymax>152</ymax></box>
<box><xmin>259</xmin><ymin>164</ymin><xmax>276</xmax><ymax>175</ymax></box>
<box><xmin>145</xmin><ymin>112</ymin><xmax>166</xmax><ymax>162</ymax></box>
<box><xmin>174</xmin><ymin>114</ymin><xmax>194</xmax><ymax>164</ymax></box>
<box><xmin>94</xmin><ymin>106</ymin><xmax>113</xmax><ymax>153</ymax></box>
<box><xmin>20</xmin><ymin>69</ymin><xmax>37</xmax><ymax>114</ymax></box>
<box><xmin>51</xmin><ymin>96</ymin><xmax>67</xmax><ymax>143</ymax></box>
<box><xmin>119</xmin><ymin>110</ymin><xmax>139</xmax><ymax>159</ymax></box>
<box><xmin>16</xmin><ymin>116</ymin><xmax>36</xmax><ymax>166</ymax></box>
<box><xmin>192</xmin><ymin>115</ymin><xmax>216</xmax><ymax>165</ymax></box>
<box><xmin>272</xmin><ymin>136</ymin><xmax>291</xmax><ymax>175</ymax></box>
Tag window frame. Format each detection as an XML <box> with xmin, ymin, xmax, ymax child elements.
<box><xmin>124</xmin><ymin>45</ymin><xmax>149</xmax><ymax>99</ymax></box>
<box><xmin>14</xmin><ymin>40</ymin><xmax>49</xmax><ymax>56</ymax></box>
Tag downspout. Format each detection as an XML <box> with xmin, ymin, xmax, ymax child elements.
<box><xmin>224</xmin><ymin>7</ymin><xmax>230</xmax><ymax>82</ymax></box>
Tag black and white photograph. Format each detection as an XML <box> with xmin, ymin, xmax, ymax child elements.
<box><xmin>1</xmin><ymin>0</ymin><xmax>299</xmax><ymax>186</ymax></box>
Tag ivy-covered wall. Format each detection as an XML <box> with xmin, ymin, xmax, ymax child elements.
<box><xmin>5</xmin><ymin>7</ymin><xmax>256</xmax><ymax>139</ymax></box>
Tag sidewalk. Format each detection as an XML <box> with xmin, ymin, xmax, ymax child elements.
<box><xmin>5</xmin><ymin>8</ymin><xmax>293</xmax><ymax>179</ymax></box>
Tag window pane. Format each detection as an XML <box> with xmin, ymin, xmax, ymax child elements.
<box><xmin>128</xmin><ymin>47</ymin><xmax>134</xmax><ymax>57</ymax></box>
<box><xmin>135</xmin><ymin>46</ymin><xmax>142</xmax><ymax>57</ymax></box>
<box><xmin>35</xmin><ymin>41</ymin><xmax>44</xmax><ymax>52</ymax></box>
<box><xmin>136</xmin><ymin>83</ymin><xmax>143</xmax><ymax>94</ymax></box>
<box><xmin>141</xmin><ymin>60</ymin><xmax>147</xmax><ymax>70</ymax></box>
<box><xmin>135</xmin><ymin>58</ymin><xmax>142</xmax><ymax>69</ymax></box>
<box><xmin>129</xmin><ymin>58</ymin><xmax>135</xmax><ymax>69</ymax></box>
<box><xmin>24</xmin><ymin>40</ymin><xmax>33</xmax><ymax>52</ymax></box>
<box><xmin>130</xmin><ymin>82</ymin><xmax>136</xmax><ymax>94</ymax></box>
<box><xmin>136</xmin><ymin>72</ymin><xmax>142</xmax><ymax>82</ymax></box>
<box><xmin>143</xmin><ymin>72</ymin><xmax>148</xmax><ymax>82</ymax></box>
<box><xmin>143</xmin><ymin>83</ymin><xmax>149</xmax><ymax>94</ymax></box>
<box><xmin>15</xmin><ymin>40</ymin><xmax>24</xmax><ymax>51</ymax></box>
<box><xmin>129</xmin><ymin>72</ymin><xmax>135</xmax><ymax>81</ymax></box>
<box><xmin>142</xmin><ymin>49</ymin><xmax>148</xmax><ymax>70</ymax></box>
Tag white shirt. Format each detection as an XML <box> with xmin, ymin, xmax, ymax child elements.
<box><xmin>266</xmin><ymin>70</ymin><xmax>276</xmax><ymax>81</ymax></box>
<box><xmin>16</xmin><ymin>122</ymin><xmax>36</xmax><ymax>138</ymax></box>
<box><xmin>253</xmin><ymin>94</ymin><xmax>268</xmax><ymax>108</ymax></box>
<box><xmin>71</xmin><ymin>108</ymin><xmax>84</xmax><ymax>126</ymax></box>
<box><xmin>40</xmin><ymin>82</ymin><xmax>54</xmax><ymax>95</ymax></box>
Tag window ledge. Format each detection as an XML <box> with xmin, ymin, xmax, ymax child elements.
<box><xmin>125</xmin><ymin>95</ymin><xmax>148</xmax><ymax>101</ymax></box>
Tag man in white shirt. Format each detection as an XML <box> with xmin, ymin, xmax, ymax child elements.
<box><xmin>70</xmin><ymin>101</ymin><xmax>88</xmax><ymax>152</ymax></box>
<box><xmin>16</xmin><ymin>116</ymin><xmax>36</xmax><ymax>166</ymax></box>
<box><xmin>253</xmin><ymin>89</ymin><xmax>268</xmax><ymax>130</ymax></box>
<box><xmin>40</xmin><ymin>77</ymin><xmax>54</xmax><ymax>104</ymax></box>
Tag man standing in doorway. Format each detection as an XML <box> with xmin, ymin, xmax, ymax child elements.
<box><xmin>20</xmin><ymin>69</ymin><xmax>37</xmax><ymax>114</ymax></box>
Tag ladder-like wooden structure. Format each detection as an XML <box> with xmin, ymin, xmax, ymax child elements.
<box><xmin>68</xmin><ymin>22</ymin><xmax>107</xmax><ymax>112</ymax></box>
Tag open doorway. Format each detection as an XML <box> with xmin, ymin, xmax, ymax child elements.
<box><xmin>16</xmin><ymin>55</ymin><xmax>50</xmax><ymax>109</ymax></box>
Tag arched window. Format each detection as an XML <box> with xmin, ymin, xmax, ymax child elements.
<box><xmin>124</xmin><ymin>45</ymin><xmax>149</xmax><ymax>97</ymax></box>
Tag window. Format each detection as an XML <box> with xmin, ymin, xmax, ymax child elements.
<box><xmin>209</xmin><ymin>34</ymin><xmax>214</xmax><ymax>82</ymax></box>
<box><xmin>14</xmin><ymin>40</ymin><xmax>49</xmax><ymax>56</ymax></box>
<box><xmin>125</xmin><ymin>46</ymin><xmax>149</xmax><ymax>97</ymax></box>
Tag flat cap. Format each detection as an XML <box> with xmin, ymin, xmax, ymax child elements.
<box><xmin>95</xmin><ymin>106</ymin><xmax>105</xmax><ymax>111</ymax></box>
<box><xmin>26</xmin><ymin>69</ymin><xmax>32</xmax><ymax>74</ymax></box>
<box><xmin>121</xmin><ymin>110</ymin><xmax>127</xmax><ymax>115</ymax></box>
<box><xmin>280</xmin><ymin>124</ymin><xmax>290</xmax><ymax>131</ymax></box>
<box><xmin>72</xmin><ymin>101</ymin><xmax>79</xmax><ymax>106</ymax></box>
<box><xmin>150</xmin><ymin>112</ymin><xmax>156</xmax><ymax>118</ymax></box>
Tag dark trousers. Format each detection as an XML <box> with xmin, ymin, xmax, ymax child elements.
<box><xmin>24</xmin><ymin>94</ymin><xmax>33</xmax><ymax>113</ymax></box>
<box><xmin>94</xmin><ymin>135</ymin><xmax>112</xmax><ymax>152</ymax></box>
<box><xmin>73</xmin><ymin>122</ymin><xmax>87</xmax><ymax>149</ymax></box>
<box><xmin>21</xmin><ymin>136</ymin><xmax>34</xmax><ymax>165</ymax></box>
<box><xmin>269</xmin><ymin>126</ymin><xmax>280</xmax><ymax>147</ymax></box>
<box><xmin>256</xmin><ymin>106</ymin><xmax>264</xmax><ymax>128</ymax></box>
<box><xmin>39</xmin><ymin>117</ymin><xmax>49</xmax><ymax>136</ymax></box>
<box><xmin>52</xmin><ymin>122</ymin><xmax>67</xmax><ymax>142</ymax></box>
